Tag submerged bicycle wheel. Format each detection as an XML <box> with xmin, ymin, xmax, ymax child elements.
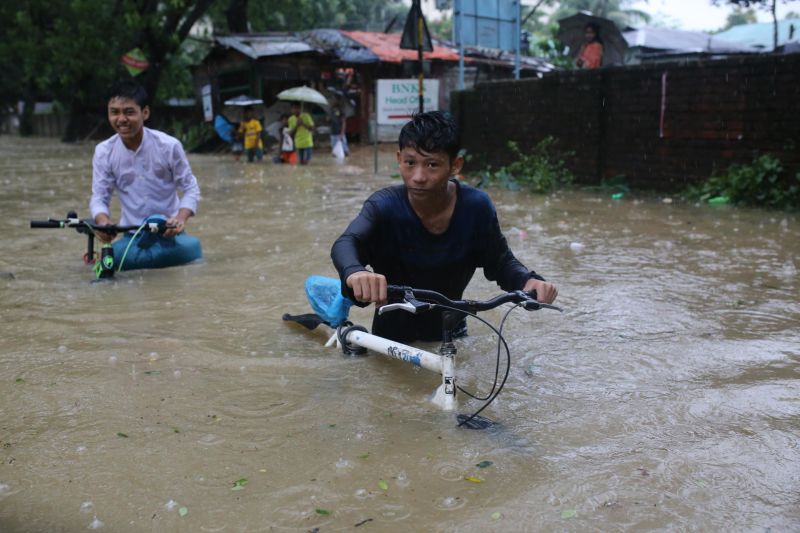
<box><xmin>457</xmin><ymin>414</ymin><xmax>495</xmax><ymax>430</ymax></box>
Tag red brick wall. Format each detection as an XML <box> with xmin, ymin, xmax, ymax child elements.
<box><xmin>452</xmin><ymin>54</ymin><xmax>800</xmax><ymax>192</ymax></box>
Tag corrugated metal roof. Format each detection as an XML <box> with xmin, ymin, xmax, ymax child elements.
<box><xmin>715</xmin><ymin>18</ymin><xmax>800</xmax><ymax>51</ymax></box>
<box><xmin>211</xmin><ymin>30</ymin><xmax>554</xmax><ymax>71</ymax></box>
<box><xmin>623</xmin><ymin>26</ymin><xmax>751</xmax><ymax>53</ymax></box>
<box><xmin>216</xmin><ymin>34</ymin><xmax>314</xmax><ymax>59</ymax></box>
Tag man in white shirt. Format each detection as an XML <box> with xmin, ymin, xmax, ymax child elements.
<box><xmin>89</xmin><ymin>80</ymin><xmax>202</xmax><ymax>270</ymax></box>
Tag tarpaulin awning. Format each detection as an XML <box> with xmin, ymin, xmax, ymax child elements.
<box><xmin>301</xmin><ymin>29</ymin><xmax>380</xmax><ymax>64</ymax></box>
<box><xmin>343</xmin><ymin>31</ymin><xmax>460</xmax><ymax>63</ymax></box>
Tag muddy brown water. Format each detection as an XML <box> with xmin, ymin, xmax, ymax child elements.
<box><xmin>0</xmin><ymin>136</ymin><xmax>798</xmax><ymax>532</ymax></box>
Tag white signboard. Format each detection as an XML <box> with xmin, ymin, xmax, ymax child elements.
<box><xmin>377</xmin><ymin>79</ymin><xmax>440</xmax><ymax>125</ymax></box>
<box><xmin>201</xmin><ymin>84</ymin><xmax>213</xmax><ymax>122</ymax></box>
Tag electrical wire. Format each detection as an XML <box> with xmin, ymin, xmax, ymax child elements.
<box><xmin>456</xmin><ymin>303</ymin><xmax>520</xmax><ymax>428</ymax></box>
<box><xmin>429</xmin><ymin>302</ymin><xmax>523</xmax><ymax>428</ymax></box>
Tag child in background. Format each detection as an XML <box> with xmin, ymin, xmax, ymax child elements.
<box><xmin>231</xmin><ymin>125</ymin><xmax>244</xmax><ymax>161</ymax></box>
<box><xmin>239</xmin><ymin>107</ymin><xmax>263</xmax><ymax>163</ymax></box>
<box><xmin>273</xmin><ymin>114</ymin><xmax>297</xmax><ymax>165</ymax></box>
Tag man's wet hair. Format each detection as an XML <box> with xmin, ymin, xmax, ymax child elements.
<box><xmin>398</xmin><ymin>111</ymin><xmax>460</xmax><ymax>161</ymax></box>
<box><xmin>106</xmin><ymin>79</ymin><xmax>149</xmax><ymax>108</ymax></box>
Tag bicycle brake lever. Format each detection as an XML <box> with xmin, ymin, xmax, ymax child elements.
<box><xmin>378</xmin><ymin>291</ymin><xmax>434</xmax><ymax>315</ymax></box>
<box><xmin>378</xmin><ymin>302</ymin><xmax>421</xmax><ymax>315</ymax></box>
<box><xmin>523</xmin><ymin>300</ymin><xmax>563</xmax><ymax>312</ymax></box>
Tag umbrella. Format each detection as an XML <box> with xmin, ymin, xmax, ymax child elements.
<box><xmin>223</xmin><ymin>95</ymin><xmax>265</xmax><ymax>122</ymax></box>
<box><xmin>557</xmin><ymin>12</ymin><xmax>628</xmax><ymax>67</ymax></box>
<box><xmin>277</xmin><ymin>86</ymin><xmax>329</xmax><ymax>107</ymax></box>
<box><xmin>223</xmin><ymin>95</ymin><xmax>264</xmax><ymax>106</ymax></box>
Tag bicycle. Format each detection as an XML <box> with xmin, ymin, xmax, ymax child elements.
<box><xmin>30</xmin><ymin>211</ymin><xmax>176</xmax><ymax>281</ymax></box>
<box><xmin>284</xmin><ymin>279</ymin><xmax>562</xmax><ymax>429</ymax></box>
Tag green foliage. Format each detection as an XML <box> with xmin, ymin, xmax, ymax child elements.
<box><xmin>685</xmin><ymin>154</ymin><xmax>800</xmax><ymax>209</ymax></box>
<box><xmin>531</xmin><ymin>34</ymin><xmax>575</xmax><ymax>69</ymax></box>
<box><xmin>549</xmin><ymin>0</ymin><xmax>650</xmax><ymax>28</ymax></box>
<box><xmin>0</xmin><ymin>0</ymin><xmax>215</xmax><ymax>139</ymax></box>
<box><xmin>428</xmin><ymin>13</ymin><xmax>453</xmax><ymax>39</ymax></box>
<box><xmin>207</xmin><ymin>0</ymin><xmax>406</xmax><ymax>32</ymax></box>
<box><xmin>720</xmin><ymin>7</ymin><xmax>758</xmax><ymax>30</ymax></box>
<box><xmin>478</xmin><ymin>137</ymin><xmax>574</xmax><ymax>194</ymax></box>
<box><xmin>169</xmin><ymin>121</ymin><xmax>216</xmax><ymax>153</ymax></box>
<box><xmin>584</xmin><ymin>174</ymin><xmax>630</xmax><ymax>194</ymax></box>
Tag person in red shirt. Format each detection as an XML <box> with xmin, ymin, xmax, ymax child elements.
<box><xmin>576</xmin><ymin>22</ymin><xmax>604</xmax><ymax>69</ymax></box>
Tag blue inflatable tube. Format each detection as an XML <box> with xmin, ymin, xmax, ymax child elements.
<box><xmin>112</xmin><ymin>217</ymin><xmax>202</xmax><ymax>271</ymax></box>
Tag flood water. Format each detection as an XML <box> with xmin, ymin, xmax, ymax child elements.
<box><xmin>1</xmin><ymin>135</ymin><xmax>798</xmax><ymax>532</ymax></box>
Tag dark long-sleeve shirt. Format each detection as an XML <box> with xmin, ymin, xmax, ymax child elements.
<box><xmin>331</xmin><ymin>179</ymin><xmax>543</xmax><ymax>343</ymax></box>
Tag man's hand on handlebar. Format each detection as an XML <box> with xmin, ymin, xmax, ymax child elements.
<box><xmin>93</xmin><ymin>213</ymin><xmax>116</xmax><ymax>243</ymax></box>
<box><xmin>346</xmin><ymin>271</ymin><xmax>387</xmax><ymax>306</ymax></box>
<box><xmin>163</xmin><ymin>217</ymin><xmax>186</xmax><ymax>238</ymax></box>
<box><xmin>523</xmin><ymin>278</ymin><xmax>558</xmax><ymax>304</ymax></box>
<box><xmin>164</xmin><ymin>208</ymin><xmax>193</xmax><ymax>238</ymax></box>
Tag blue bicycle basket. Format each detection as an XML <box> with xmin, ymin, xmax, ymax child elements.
<box><xmin>304</xmin><ymin>275</ymin><xmax>353</xmax><ymax>327</ymax></box>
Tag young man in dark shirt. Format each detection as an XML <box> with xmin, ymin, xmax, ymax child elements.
<box><xmin>331</xmin><ymin>111</ymin><xmax>557</xmax><ymax>343</ymax></box>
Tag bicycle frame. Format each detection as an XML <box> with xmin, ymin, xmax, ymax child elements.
<box><xmin>30</xmin><ymin>211</ymin><xmax>174</xmax><ymax>280</ymax></box>
<box><xmin>334</xmin><ymin>326</ymin><xmax>458</xmax><ymax>410</ymax></box>
<box><xmin>286</xmin><ymin>281</ymin><xmax>561</xmax><ymax>421</ymax></box>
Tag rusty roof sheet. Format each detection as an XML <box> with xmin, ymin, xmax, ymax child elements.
<box><xmin>343</xmin><ymin>31</ymin><xmax>461</xmax><ymax>63</ymax></box>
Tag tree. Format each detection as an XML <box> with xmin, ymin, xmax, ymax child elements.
<box><xmin>0</xmin><ymin>0</ymin><xmax>216</xmax><ymax>141</ymax></box>
<box><xmin>208</xmin><ymin>0</ymin><xmax>406</xmax><ymax>33</ymax></box>
<box><xmin>549</xmin><ymin>0</ymin><xmax>651</xmax><ymax>29</ymax></box>
<box><xmin>722</xmin><ymin>7</ymin><xmax>758</xmax><ymax>29</ymax></box>
<box><xmin>712</xmin><ymin>0</ymin><xmax>792</xmax><ymax>49</ymax></box>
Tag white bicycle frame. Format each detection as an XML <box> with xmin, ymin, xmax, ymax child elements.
<box><xmin>327</xmin><ymin>302</ymin><xmax>458</xmax><ymax>411</ymax></box>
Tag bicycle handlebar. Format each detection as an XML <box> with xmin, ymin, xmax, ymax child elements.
<box><xmin>384</xmin><ymin>285</ymin><xmax>562</xmax><ymax>314</ymax></box>
<box><xmin>30</xmin><ymin>213</ymin><xmax>174</xmax><ymax>235</ymax></box>
<box><xmin>30</xmin><ymin>220</ymin><xmax>64</xmax><ymax>228</ymax></box>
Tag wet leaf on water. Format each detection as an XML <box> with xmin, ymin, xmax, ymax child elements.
<box><xmin>116</xmin><ymin>432</ymin><xmax>129</xmax><ymax>438</ymax></box>
<box><xmin>144</xmin><ymin>370</ymin><xmax>161</xmax><ymax>375</ymax></box>
<box><xmin>476</xmin><ymin>460</ymin><xmax>493</xmax><ymax>468</ymax></box>
<box><xmin>15</xmin><ymin>378</ymin><xmax>24</xmax><ymax>383</ymax></box>
<box><xmin>328</xmin><ymin>424</ymin><xmax>336</xmax><ymax>428</ymax></box>
<box><xmin>561</xmin><ymin>509</ymin><xmax>577</xmax><ymax>519</ymax></box>
<box><xmin>231</xmin><ymin>478</ymin><xmax>248</xmax><ymax>490</ymax></box>
<box><xmin>378</xmin><ymin>479</ymin><xmax>388</xmax><ymax>490</ymax></box>
<box><xmin>171</xmin><ymin>427</ymin><xmax>180</xmax><ymax>433</ymax></box>
<box><xmin>179</xmin><ymin>506</ymin><xmax>188</xmax><ymax>517</ymax></box>
<box><xmin>315</xmin><ymin>508</ymin><xmax>331</xmax><ymax>516</ymax></box>
<box><xmin>491</xmin><ymin>512</ymin><xmax>501</xmax><ymax>520</ymax></box>
<box><xmin>358</xmin><ymin>453</ymin><xmax>369</xmax><ymax>459</ymax></box>
<box><xmin>464</xmin><ymin>476</ymin><xmax>483</xmax><ymax>483</ymax></box>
